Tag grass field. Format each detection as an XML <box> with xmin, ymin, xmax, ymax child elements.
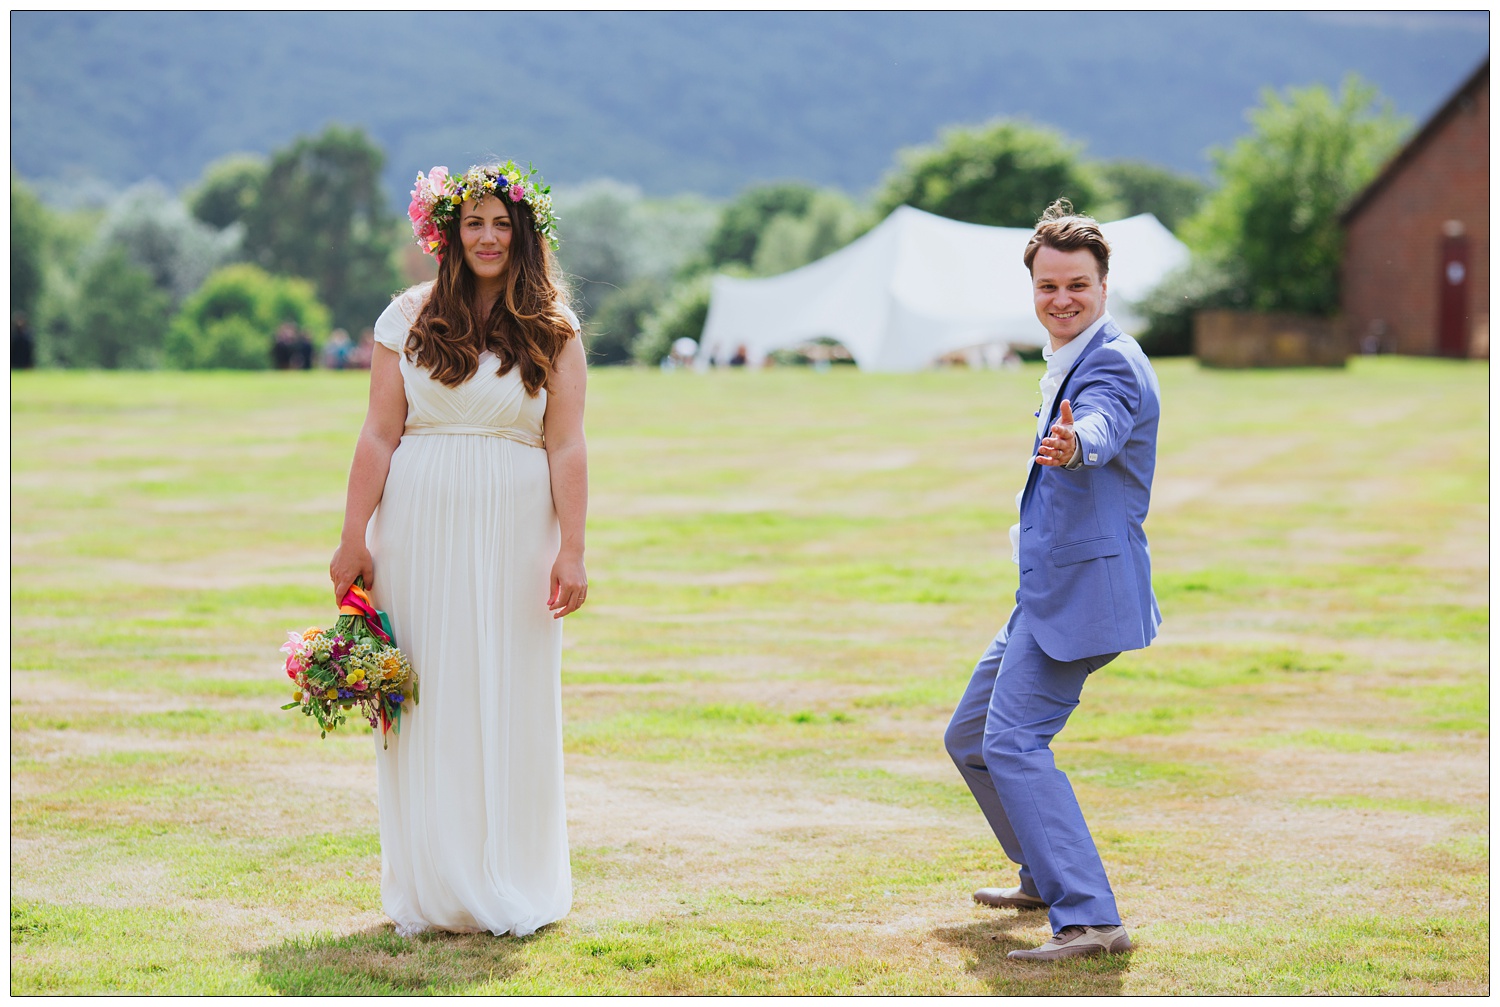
<box><xmin>11</xmin><ymin>357</ymin><xmax>1488</xmax><ymax>994</ymax></box>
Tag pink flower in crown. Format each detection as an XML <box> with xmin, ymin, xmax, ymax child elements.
<box><xmin>426</xmin><ymin>166</ymin><xmax>450</xmax><ymax>197</ymax></box>
<box><xmin>509</xmin><ymin>183</ymin><xmax>526</xmax><ymax>202</ymax></box>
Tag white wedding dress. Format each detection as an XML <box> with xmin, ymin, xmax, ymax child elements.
<box><xmin>367</xmin><ymin>283</ymin><xmax>572</xmax><ymax>937</ymax></box>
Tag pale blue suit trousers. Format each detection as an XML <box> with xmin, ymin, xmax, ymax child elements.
<box><xmin>944</xmin><ymin>606</ymin><xmax>1121</xmax><ymax>931</ymax></box>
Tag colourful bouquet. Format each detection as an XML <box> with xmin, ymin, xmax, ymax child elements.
<box><xmin>280</xmin><ymin>579</ymin><xmax>418</xmax><ymax>747</ymax></box>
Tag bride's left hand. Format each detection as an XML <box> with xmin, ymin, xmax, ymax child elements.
<box><xmin>548</xmin><ymin>551</ymin><xmax>588</xmax><ymax>619</ymax></box>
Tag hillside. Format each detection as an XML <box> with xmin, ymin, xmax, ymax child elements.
<box><xmin>12</xmin><ymin>11</ymin><xmax>1488</xmax><ymax>204</ymax></box>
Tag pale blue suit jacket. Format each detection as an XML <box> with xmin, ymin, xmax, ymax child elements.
<box><xmin>1016</xmin><ymin>319</ymin><xmax>1162</xmax><ymax>663</ymax></box>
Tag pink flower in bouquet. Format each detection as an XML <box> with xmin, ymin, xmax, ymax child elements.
<box><xmin>281</xmin><ymin>630</ymin><xmax>308</xmax><ymax>658</ymax></box>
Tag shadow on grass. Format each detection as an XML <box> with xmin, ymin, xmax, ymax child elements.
<box><xmin>932</xmin><ymin>917</ymin><xmax>1129</xmax><ymax>995</ymax></box>
<box><xmin>254</xmin><ymin>923</ymin><xmax>535</xmax><ymax>995</ymax></box>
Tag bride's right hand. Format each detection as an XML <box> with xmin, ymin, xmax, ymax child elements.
<box><xmin>330</xmin><ymin>541</ymin><xmax>375</xmax><ymax>606</ymax></box>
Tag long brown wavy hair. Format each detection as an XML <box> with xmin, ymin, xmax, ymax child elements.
<box><xmin>403</xmin><ymin>176</ymin><xmax>574</xmax><ymax>395</ymax></box>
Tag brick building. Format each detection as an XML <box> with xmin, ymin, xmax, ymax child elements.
<box><xmin>1341</xmin><ymin>60</ymin><xmax>1488</xmax><ymax>357</ymax></box>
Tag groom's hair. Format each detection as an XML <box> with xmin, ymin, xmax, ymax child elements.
<box><xmin>1024</xmin><ymin>198</ymin><xmax>1111</xmax><ymax>278</ymax></box>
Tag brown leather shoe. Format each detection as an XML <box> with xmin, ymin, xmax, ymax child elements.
<box><xmin>1007</xmin><ymin>924</ymin><xmax>1132</xmax><ymax>961</ymax></box>
<box><xmin>973</xmin><ymin>886</ymin><xmax>1049</xmax><ymax>910</ymax></box>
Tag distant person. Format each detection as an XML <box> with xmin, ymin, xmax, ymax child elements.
<box><xmin>329</xmin><ymin>159</ymin><xmax>584</xmax><ymax>939</ymax></box>
<box><xmin>348</xmin><ymin>328</ymin><xmax>375</xmax><ymax>370</ymax></box>
<box><xmin>324</xmin><ymin>328</ymin><xmax>353</xmax><ymax>370</ymax></box>
<box><xmin>272</xmin><ymin>323</ymin><xmax>297</xmax><ymax>370</ymax></box>
<box><xmin>729</xmin><ymin>343</ymin><xmax>747</xmax><ymax>367</ymax></box>
<box><xmin>291</xmin><ymin>326</ymin><xmax>315</xmax><ymax>370</ymax></box>
<box><xmin>668</xmin><ymin>336</ymin><xmax>698</xmax><ymax>370</ymax></box>
<box><xmin>12</xmin><ymin>311</ymin><xmax>35</xmax><ymax>370</ymax></box>
<box><xmin>944</xmin><ymin>199</ymin><xmax>1161</xmax><ymax>962</ymax></box>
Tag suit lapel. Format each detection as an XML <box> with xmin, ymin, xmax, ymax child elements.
<box><xmin>1020</xmin><ymin>320</ymin><xmax>1117</xmax><ymax>511</ymax></box>
<box><xmin>1046</xmin><ymin>319</ymin><xmax>1115</xmax><ymax>430</ymax></box>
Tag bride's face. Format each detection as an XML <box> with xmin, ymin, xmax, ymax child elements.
<box><xmin>459</xmin><ymin>196</ymin><xmax>513</xmax><ymax>284</ymax></box>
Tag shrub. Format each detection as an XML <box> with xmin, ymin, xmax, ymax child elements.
<box><xmin>166</xmin><ymin>264</ymin><xmax>330</xmax><ymax>369</ymax></box>
<box><xmin>1134</xmin><ymin>257</ymin><xmax>1250</xmax><ymax>357</ymax></box>
<box><xmin>633</xmin><ymin>272</ymin><xmax>714</xmax><ymax>365</ymax></box>
<box><xmin>59</xmin><ymin>247</ymin><xmax>174</xmax><ymax>369</ymax></box>
<box><xmin>586</xmin><ymin>276</ymin><xmax>665</xmax><ymax>366</ymax></box>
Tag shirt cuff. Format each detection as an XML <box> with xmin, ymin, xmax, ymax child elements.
<box><xmin>1063</xmin><ymin>437</ymin><xmax>1084</xmax><ymax>469</ymax></box>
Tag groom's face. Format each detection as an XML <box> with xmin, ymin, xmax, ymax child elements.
<box><xmin>1031</xmin><ymin>245</ymin><xmax>1107</xmax><ymax>347</ymax></box>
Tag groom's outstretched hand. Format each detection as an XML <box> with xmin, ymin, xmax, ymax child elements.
<box><xmin>1036</xmin><ymin>399</ymin><xmax>1080</xmax><ymax>467</ymax></box>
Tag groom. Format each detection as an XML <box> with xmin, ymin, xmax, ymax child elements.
<box><xmin>944</xmin><ymin>200</ymin><xmax>1161</xmax><ymax>961</ymax></box>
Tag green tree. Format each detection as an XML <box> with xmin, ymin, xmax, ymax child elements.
<box><xmin>586</xmin><ymin>276</ymin><xmax>664</xmax><ymax>365</ymax></box>
<box><xmin>242</xmin><ymin>125</ymin><xmax>400</xmax><ymax>332</ymax></box>
<box><xmin>64</xmin><ymin>247</ymin><xmax>172</xmax><ymax>368</ymax></box>
<box><xmin>28</xmin><ymin>204</ymin><xmax>98</xmax><ymax>367</ymax></box>
<box><xmin>873</xmin><ymin>120</ymin><xmax>1109</xmax><ymax>227</ymax></box>
<box><xmin>11</xmin><ymin>172</ymin><xmax>50</xmax><ymax>318</ymax></box>
<box><xmin>187</xmin><ymin>153</ymin><xmax>267</xmax><ymax>229</ymax></box>
<box><xmin>556</xmin><ymin>180</ymin><xmax>639</xmax><ymax>319</ymax></box>
<box><xmin>165</xmin><ymin>263</ymin><xmax>330</xmax><ymax>369</ymax></box>
<box><xmin>1095</xmin><ymin>160</ymin><xmax>1206</xmax><ymax>234</ymax></box>
<box><xmin>98</xmin><ymin>183</ymin><xmax>241</xmax><ymax>306</ymax></box>
<box><xmin>1182</xmin><ymin>75</ymin><xmax>1406</xmax><ymax>316</ymax></box>
<box><xmin>705</xmin><ymin>183</ymin><xmax>817</xmax><ymax>268</ymax></box>
<box><xmin>750</xmin><ymin>190</ymin><xmax>866</xmax><ymax>276</ymax></box>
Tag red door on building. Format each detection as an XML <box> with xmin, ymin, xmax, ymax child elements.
<box><xmin>1438</xmin><ymin>234</ymin><xmax>1470</xmax><ymax>357</ymax></box>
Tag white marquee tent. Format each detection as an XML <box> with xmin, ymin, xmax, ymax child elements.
<box><xmin>699</xmin><ymin>206</ymin><xmax>1189</xmax><ymax>371</ymax></box>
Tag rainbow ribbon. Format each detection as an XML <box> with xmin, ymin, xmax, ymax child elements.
<box><xmin>338</xmin><ymin>582</ymin><xmax>395</xmax><ymax>646</ymax></box>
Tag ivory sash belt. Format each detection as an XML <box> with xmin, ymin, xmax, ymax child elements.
<box><xmin>402</xmin><ymin>423</ymin><xmax>544</xmax><ymax>448</ymax></box>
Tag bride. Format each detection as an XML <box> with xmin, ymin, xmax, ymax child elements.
<box><xmin>329</xmin><ymin>161</ymin><xmax>587</xmax><ymax>937</ymax></box>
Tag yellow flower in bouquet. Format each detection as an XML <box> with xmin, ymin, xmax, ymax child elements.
<box><xmin>279</xmin><ymin>577</ymin><xmax>418</xmax><ymax>746</ymax></box>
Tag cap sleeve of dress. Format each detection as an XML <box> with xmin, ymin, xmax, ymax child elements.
<box><xmin>559</xmin><ymin>304</ymin><xmax>581</xmax><ymax>337</ymax></box>
<box><xmin>373</xmin><ymin>283</ymin><xmax>432</xmax><ymax>352</ymax></box>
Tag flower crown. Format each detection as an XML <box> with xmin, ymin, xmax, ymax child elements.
<box><xmin>407</xmin><ymin>160</ymin><xmax>559</xmax><ymax>260</ymax></box>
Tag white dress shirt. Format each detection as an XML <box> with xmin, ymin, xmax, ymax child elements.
<box><xmin>1010</xmin><ymin>312</ymin><xmax>1113</xmax><ymax>564</ymax></box>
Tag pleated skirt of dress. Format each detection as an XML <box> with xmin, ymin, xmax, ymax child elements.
<box><xmin>369</xmin><ymin>433</ymin><xmax>571</xmax><ymax>937</ymax></box>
